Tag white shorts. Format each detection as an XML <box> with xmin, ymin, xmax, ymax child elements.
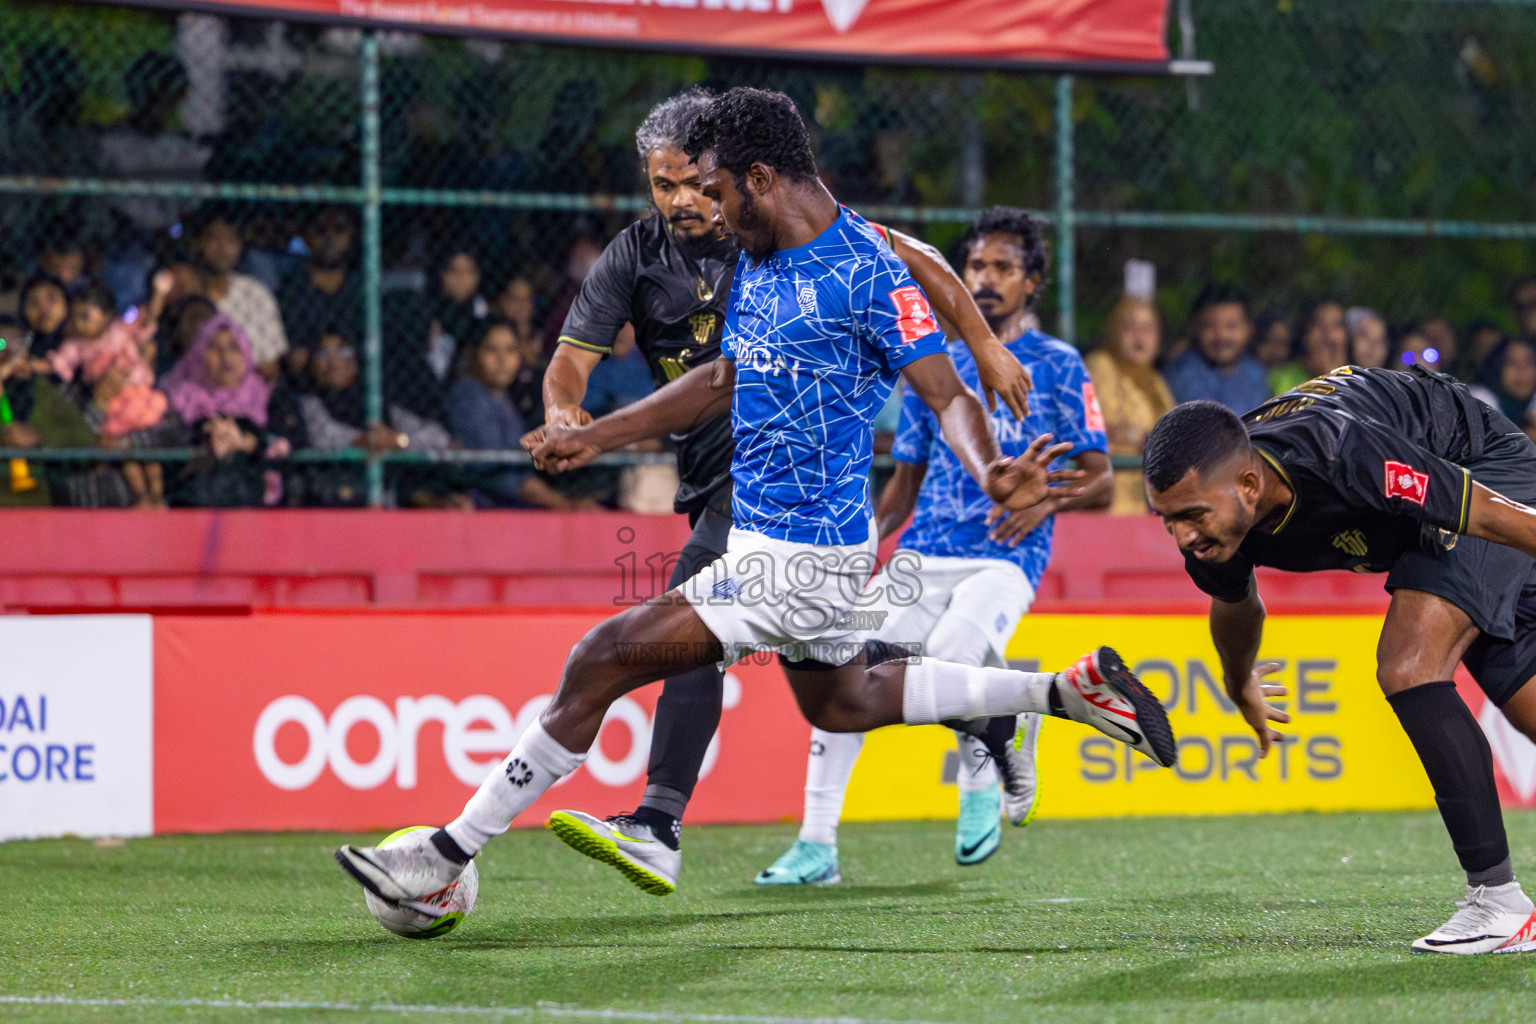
<box><xmin>869</xmin><ymin>552</ymin><xmax>1035</xmax><ymax>667</ymax></box>
<box><xmin>680</xmin><ymin>526</ymin><xmax>880</xmax><ymax>667</ymax></box>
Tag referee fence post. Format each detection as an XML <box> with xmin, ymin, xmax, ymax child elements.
<box><xmin>1054</xmin><ymin>73</ymin><xmax>1076</xmax><ymax>346</ymax></box>
<box><xmin>359</xmin><ymin>29</ymin><xmax>384</xmax><ymax>507</ymax></box>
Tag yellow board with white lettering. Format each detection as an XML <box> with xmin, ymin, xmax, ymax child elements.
<box><xmin>842</xmin><ymin>615</ymin><xmax>1436</xmax><ymax>820</ymax></box>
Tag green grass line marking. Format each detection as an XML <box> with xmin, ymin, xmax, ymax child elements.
<box><xmin>0</xmin><ymin>995</ymin><xmax>963</xmax><ymax>1024</ymax></box>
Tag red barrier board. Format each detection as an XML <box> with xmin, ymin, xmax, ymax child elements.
<box><xmin>149</xmin><ymin>0</ymin><xmax>1169</xmax><ymax>66</ymax></box>
<box><xmin>0</xmin><ymin>508</ymin><xmax>1392</xmax><ymax>615</ymax></box>
<box><xmin>153</xmin><ymin>611</ymin><xmax>809</xmax><ymax>833</ymax></box>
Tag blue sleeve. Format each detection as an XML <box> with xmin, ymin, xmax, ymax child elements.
<box><xmin>850</xmin><ymin>252</ymin><xmax>946</xmax><ymax>372</ymax></box>
<box><xmin>721</xmin><ymin>260</ymin><xmax>745</xmax><ymax>362</ymax></box>
<box><xmin>890</xmin><ymin>382</ymin><xmax>935</xmax><ymax>465</ymax></box>
<box><xmin>1050</xmin><ymin>351</ymin><xmax>1109</xmax><ymax>458</ymax></box>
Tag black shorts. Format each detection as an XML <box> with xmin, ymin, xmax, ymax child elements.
<box><xmin>1388</xmin><ymin>415</ymin><xmax>1536</xmax><ymax>705</ymax></box>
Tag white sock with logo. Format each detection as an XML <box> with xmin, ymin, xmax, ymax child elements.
<box><xmin>799</xmin><ymin>728</ymin><xmax>864</xmax><ymax>846</ymax></box>
<box><xmin>444</xmin><ymin>721</ymin><xmax>585</xmax><ymax>856</ymax></box>
<box><xmin>901</xmin><ymin>658</ymin><xmax>1054</xmax><ymax>724</ymax></box>
<box><xmin>954</xmin><ymin>731</ymin><xmax>1000</xmax><ymax>791</ymax></box>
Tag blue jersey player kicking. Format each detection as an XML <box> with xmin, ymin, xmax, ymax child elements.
<box><xmin>758</xmin><ymin>207</ymin><xmax>1112</xmax><ymax>885</ymax></box>
<box><xmin>333</xmin><ymin>89</ymin><xmax>1174</xmax><ymax>913</ymax></box>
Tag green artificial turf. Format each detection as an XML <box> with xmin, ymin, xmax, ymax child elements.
<box><xmin>2</xmin><ymin>813</ymin><xmax>1534</xmax><ymax>1023</ymax></box>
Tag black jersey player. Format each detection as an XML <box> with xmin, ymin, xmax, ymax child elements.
<box><xmin>1144</xmin><ymin>365</ymin><xmax>1536</xmax><ymax>954</ymax></box>
<box><xmin>532</xmin><ymin>88</ymin><xmax>1033</xmax><ymax>894</ymax></box>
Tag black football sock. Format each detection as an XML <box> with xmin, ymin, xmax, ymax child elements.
<box><xmin>431</xmin><ymin>828</ymin><xmax>473</xmax><ymax>865</ymax></box>
<box><xmin>1387</xmin><ymin>681</ymin><xmax>1513</xmax><ymax>887</ymax></box>
<box><xmin>640</xmin><ymin>663</ymin><xmax>723</xmax><ymax>822</ymax></box>
<box><xmin>631</xmin><ymin>805</ymin><xmax>681</xmax><ymax>850</ymax></box>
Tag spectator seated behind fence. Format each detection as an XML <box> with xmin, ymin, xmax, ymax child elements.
<box><xmin>1419</xmin><ymin>316</ymin><xmax>1462</xmax><ymax>381</ymax></box>
<box><xmin>489</xmin><ymin>272</ymin><xmax>548</xmax><ymax>425</ymax></box>
<box><xmin>1164</xmin><ymin>285</ymin><xmax>1270</xmax><ymax>414</ymax></box>
<box><xmin>278</xmin><ymin>205</ymin><xmax>361</xmax><ymax>375</ymax></box>
<box><xmin>426</xmin><ymin>247</ymin><xmax>489</xmax><ymax>381</ymax></box>
<box><xmin>1085</xmin><ymin>295</ymin><xmax>1176</xmax><ymax>515</ymax></box>
<box><xmin>580</xmin><ymin>325</ymin><xmax>654</xmax><ymax>418</ymax></box>
<box><xmin>0</xmin><ymin>315</ymin><xmax>98</xmax><ymax>507</ymax></box>
<box><xmin>1346</xmin><ymin>306</ymin><xmax>1390</xmax><ymax>369</ymax></box>
<box><xmin>1512</xmin><ymin>274</ymin><xmax>1536</xmax><ymax>342</ymax></box>
<box><xmin>1392</xmin><ymin>321</ymin><xmax>1448</xmax><ymax>374</ymax></box>
<box><xmin>1249</xmin><ymin>311</ymin><xmax>1292</xmax><ymax>379</ymax></box>
<box><xmin>1464</xmin><ymin>319</ymin><xmax>1506</xmax><ymax>388</ymax></box>
<box><xmin>48</xmin><ymin>275</ymin><xmax>171</xmax><ymax>441</ymax></box>
<box><xmin>154</xmin><ymin>293</ymin><xmax>219</xmax><ymax>379</ymax></box>
<box><xmin>1271</xmin><ymin>298</ymin><xmax>1350</xmax><ymax>394</ymax></box>
<box><xmin>446</xmin><ymin>320</ymin><xmax>595</xmax><ymax>510</ymax></box>
<box><xmin>296</xmin><ymin>330</ymin><xmax>454</xmax><ymax>507</ymax></box>
<box><xmin>186</xmin><ymin>205</ymin><xmax>289</xmax><ymax>380</ymax></box>
<box><xmin>33</xmin><ymin>230</ymin><xmax>89</xmax><ymax>296</ymax></box>
<box><xmin>18</xmin><ymin>274</ymin><xmax>70</xmax><ymax>360</ymax></box>
<box><xmin>159</xmin><ymin>315</ymin><xmax>297</xmax><ymax>507</ymax></box>
<box><xmin>1469</xmin><ymin>337</ymin><xmax>1536</xmax><ymax>441</ymax></box>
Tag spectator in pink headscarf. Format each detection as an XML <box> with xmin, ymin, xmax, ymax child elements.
<box><xmin>159</xmin><ymin>315</ymin><xmax>296</xmax><ymax>506</ymax></box>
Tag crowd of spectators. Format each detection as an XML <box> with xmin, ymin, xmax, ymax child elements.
<box><xmin>0</xmin><ymin>198</ymin><xmax>662</xmax><ymax>510</ymax></box>
<box><xmin>5</xmin><ymin>52</ymin><xmax>1536</xmax><ymax>513</ymax></box>
<box><xmin>8</xmin><ymin>201</ymin><xmax>1536</xmax><ymax>514</ymax></box>
<box><xmin>1086</xmin><ymin>277</ymin><xmax>1536</xmax><ymax>511</ymax></box>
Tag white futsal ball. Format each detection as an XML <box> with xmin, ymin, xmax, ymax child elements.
<box><xmin>363</xmin><ymin>826</ymin><xmax>478</xmax><ymax>939</ymax></box>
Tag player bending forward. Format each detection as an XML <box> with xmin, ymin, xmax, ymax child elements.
<box><xmin>1144</xmin><ymin>370</ymin><xmax>1536</xmax><ymax>954</ymax></box>
<box><xmin>757</xmin><ymin>207</ymin><xmax>1111</xmax><ymax>885</ymax></box>
<box><xmin>333</xmin><ymin>88</ymin><xmax>1174</xmax><ymax>915</ymax></box>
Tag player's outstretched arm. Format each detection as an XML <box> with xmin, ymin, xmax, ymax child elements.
<box><xmin>1210</xmin><ymin>588</ymin><xmax>1290</xmax><ymax>756</ymax></box>
<box><xmin>526</xmin><ymin>358</ymin><xmax>734</xmax><ymax>474</ymax></box>
<box><xmin>889</xmin><ymin>228</ymin><xmax>1031</xmax><ymax>420</ymax></box>
<box><xmin>984</xmin><ymin>450</ymin><xmax>1113</xmax><ymax>546</ymax></box>
<box><xmin>874</xmin><ymin>461</ymin><xmax>926</xmax><ymax>540</ymax></box>
<box><xmin>1465</xmin><ymin>481</ymin><xmax>1536</xmax><ymax>560</ymax></box>
<box><xmin>542</xmin><ymin>345</ymin><xmax>601</xmax><ymax>428</ymax></box>
<box><xmin>900</xmin><ymin>351</ymin><xmax>1080</xmax><ymax>510</ymax></box>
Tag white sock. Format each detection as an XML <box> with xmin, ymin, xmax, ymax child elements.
<box><xmin>901</xmin><ymin>658</ymin><xmax>1054</xmax><ymax>725</ymax></box>
<box><xmin>799</xmin><ymin>728</ymin><xmax>864</xmax><ymax>846</ymax></box>
<box><xmin>954</xmin><ymin>731</ymin><xmax>999</xmax><ymax>791</ymax></box>
<box><xmin>444</xmin><ymin>721</ymin><xmax>585</xmax><ymax>856</ymax></box>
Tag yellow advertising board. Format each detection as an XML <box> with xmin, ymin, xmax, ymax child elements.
<box><xmin>843</xmin><ymin>615</ymin><xmax>1436</xmax><ymax>820</ymax></box>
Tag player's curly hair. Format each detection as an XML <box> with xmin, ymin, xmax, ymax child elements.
<box><xmin>958</xmin><ymin>206</ymin><xmax>1049</xmax><ymax>308</ymax></box>
<box><xmin>682</xmin><ymin>87</ymin><xmax>818</xmax><ymax>183</ymax></box>
<box><xmin>1143</xmin><ymin>400</ymin><xmax>1252</xmax><ymax>493</ymax></box>
<box><xmin>635</xmin><ymin>87</ymin><xmax>715</xmax><ymax>169</ymax></box>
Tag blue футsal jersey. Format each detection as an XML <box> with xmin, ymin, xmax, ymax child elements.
<box><xmin>892</xmin><ymin>328</ymin><xmax>1108</xmax><ymax>589</ymax></box>
<box><xmin>722</xmin><ymin>209</ymin><xmax>948</xmax><ymax>545</ymax></box>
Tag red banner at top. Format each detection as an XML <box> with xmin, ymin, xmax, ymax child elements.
<box><xmin>196</xmin><ymin>0</ymin><xmax>1170</xmax><ymax>67</ymax></box>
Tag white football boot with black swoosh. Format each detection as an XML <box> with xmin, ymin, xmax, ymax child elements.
<box><xmin>546</xmin><ymin>810</ymin><xmax>681</xmax><ymax>895</ymax></box>
<box><xmin>1053</xmin><ymin>647</ymin><xmax>1178</xmax><ymax>768</ymax></box>
<box><xmin>1412</xmin><ymin>882</ymin><xmax>1536</xmax><ymax>954</ymax></box>
<box><xmin>334</xmin><ymin>828</ymin><xmax>466</xmax><ymax>915</ymax></box>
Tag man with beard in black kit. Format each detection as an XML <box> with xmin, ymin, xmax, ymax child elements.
<box><xmin>1144</xmin><ymin>365</ymin><xmax>1536</xmax><ymax>954</ymax></box>
<box><xmin>534</xmin><ymin>87</ymin><xmax>1033</xmax><ymax>894</ymax></box>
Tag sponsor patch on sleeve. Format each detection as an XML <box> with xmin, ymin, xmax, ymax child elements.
<box><xmin>888</xmin><ymin>286</ymin><xmax>939</xmax><ymax>345</ymax></box>
<box><xmin>1083</xmin><ymin>381</ymin><xmax>1106</xmax><ymax>434</ymax></box>
<box><xmin>1384</xmin><ymin>460</ymin><xmax>1429</xmax><ymax>506</ymax></box>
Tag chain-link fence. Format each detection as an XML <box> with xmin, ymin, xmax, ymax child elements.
<box><xmin>1</xmin><ymin>0</ymin><xmax>1535</xmax><ymax>506</ymax></box>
